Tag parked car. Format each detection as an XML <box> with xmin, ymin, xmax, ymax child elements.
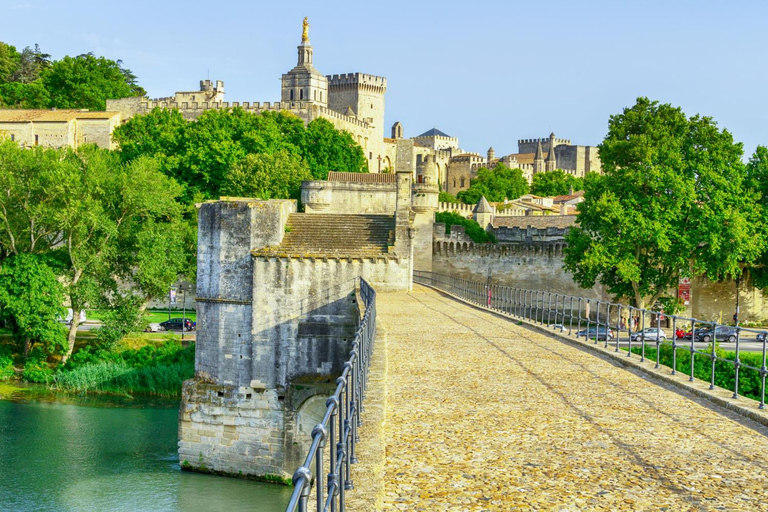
<box><xmin>630</xmin><ymin>327</ymin><xmax>667</xmax><ymax>342</ymax></box>
<box><xmin>144</xmin><ymin>322</ymin><xmax>164</xmax><ymax>333</ymax></box>
<box><xmin>576</xmin><ymin>326</ymin><xmax>614</xmax><ymax>340</ymax></box>
<box><xmin>160</xmin><ymin>318</ymin><xmax>195</xmax><ymax>332</ymax></box>
<box><xmin>757</xmin><ymin>332</ymin><xmax>767</xmax><ymax>342</ymax></box>
<box><xmin>696</xmin><ymin>326</ymin><xmax>738</xmax><ymax>343</ymax></box>
<box><xmin>57</xmin><ymin>308</ymin><xmax>87</xmax><ymax>326</ymax></box>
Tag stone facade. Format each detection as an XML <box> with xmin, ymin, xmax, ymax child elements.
<box><xmin>0</xmin><ymin>110</ymin><xmax>122</xmax><ymax>150</ymax></box>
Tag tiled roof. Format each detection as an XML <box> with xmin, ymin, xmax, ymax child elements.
<box><xmin>551</xmin><ymin>191</ymin><xmax>585</xmax><ymax>202</ymax></box>
<box><xmin>505</xmin><ymin>153</ymin><xmax>536</xmax><ymax>165</ymax></box>
<box><xmin>493</xmin><ymin>215</ymin><xmax>577</xmax><ymax>229</ymax></box>
<box><xmin>0</xmin><ymin>109</ymin><xmax>120</xmax><ymax>122</ymax></box>
<box><xmin>327</xmin><ymin>171</ymin><xmax>397</xmax><ymax>183</ymax></box>
<box><xmin>415</xmin><ymin>128</ymin><xmax>452</xmax><ymax>138</ymax></box>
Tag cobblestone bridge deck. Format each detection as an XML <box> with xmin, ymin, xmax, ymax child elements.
<box><xmin>350</xmin><ymin>285</ymin><xmax>768</xmax><ymax>511</ymax></box>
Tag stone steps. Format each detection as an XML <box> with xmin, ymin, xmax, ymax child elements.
<box><xmin>257</xmin><ymin>213</ymin><xmax>396</xmax><ymax>257</ymax></box>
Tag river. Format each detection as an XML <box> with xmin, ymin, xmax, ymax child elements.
<box><xmin>0</xmin><ymin>385</ymin><xmax>293</xmax><ymax>512</ymax></box>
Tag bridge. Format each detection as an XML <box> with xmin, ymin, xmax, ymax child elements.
<box><xmin>339</xmin><ymin>283</ymin><xmax>768</xmax><ymax>511</ymax></box>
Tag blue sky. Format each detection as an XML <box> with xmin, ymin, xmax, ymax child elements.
<box><xmin>3</xmin><ymin>0</ymin><xmax>767</xmax><ymax>156</ymax></box>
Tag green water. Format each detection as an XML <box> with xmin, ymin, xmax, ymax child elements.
<box><xmin>0</xmin><ymin>386</ymin><xmax>293</xmax><ymax>512</ymax></box>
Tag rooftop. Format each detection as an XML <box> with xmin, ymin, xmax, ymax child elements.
<box><xmin>415</xmin><ymin>128</ymin><xmax>452</xmax><ymax>138</ymax></box>
<box><xmin>327</xmin><ymin>171</ymin><xmax>397</xmax><ymax>183</ymax></box>
<box><xmin>0</xmin><ymin>109</ymin><xmax>121</xmax><ymax>122</ymax></box>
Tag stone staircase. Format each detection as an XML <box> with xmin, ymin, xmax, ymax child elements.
<box><xmin>255</xmin><ymin>213</ymin><xmax>396</xmax><ymax>258</ymax></box>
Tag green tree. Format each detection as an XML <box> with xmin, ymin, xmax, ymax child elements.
<box><xmin>0</xmin><ymin>141</ymin><xmax>189</xmax><ymax>363</ymax></box>
<box><xmin>530</xmin><ymin>169</ymin><xmax>584</xmax><ymax>197</ymax></box>
<box><xmin>435</xmin><ymin>211</ymin><xmax>496</xmax><ymax>244</ymax></box>
<box><xmin>302</xmin><ymin>118</ymin><xmax>367</xmax><ymax>179</ymax></box>
<box><xmin>457</xmin><ymin>164</ymin><xmax>529</xmax><ymax>204</ymax></box>
<box><xmin>12</xmin><ymin>44</ymin><xmax>51</xmax><ymax>84</ymax></box>
<box><xmin>0</xmin><ymin>81</ymin><xmax>50</xmax><ymax>108</ymax></box>
<box><xmin>438</xmin><ymin>191</ymin><xmax>459</xmax><ymax>203</ymax></box>
<box><xmin>745</xmin><ymin>145</ymin><xmax>768</xmax><ymax>290</ymax></box>
<box><xmin>42</xmin><ymin>53</ymin><xmax>142</xmax><ymax>111</ymax></box>
<box><xmin>0</xmin><ymin>42</ymin><xmax>19</xmax><ymax>83</ymax></box>
<box><xmin>222</xmin><ymin>150</ymin><xmax>312</xmax><ymax>201</ymax></box>
<box><xmin>0</xmin><ymin>253</ymin><xmax>66</xmax><ymax>358</ymax></box>
<box><xmin>564</xmin><ymin>97</ymin><xmax>762</xmax><ymax>308</ymax></box>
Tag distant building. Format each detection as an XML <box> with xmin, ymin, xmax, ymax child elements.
<box><xmin>0</xmin><ymin>109</ymin><xmax>122</xmax><ymax>150</ymax></box>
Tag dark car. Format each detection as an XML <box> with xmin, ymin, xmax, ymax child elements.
<box><xmin>696</xmin><ymin>326</ymin><xmax>738</xmax><ymax>343</ymax></box>
<box><xmin>576</xmin><ymin>326</ymin><xmax>614</xmax><ymax>340</ymax></box>
<box><xmin>160</xmin><ymin>318</ymin><xmax>195</xmax><ymax>332</ymax></box>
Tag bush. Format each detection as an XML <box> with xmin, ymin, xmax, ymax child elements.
<box><xmin>0</xmin><ymin>345</ymin><xmax>14</xmax><ymax>381</ymax></box>
<box><xmin>435</xmin><ymin>211</ymin><xmax>497</xmax><ymax>244</ymax></box>
<box><xmin>22</xmin><ymin>347</ymin><xmax>54</xmax><ymax>383</ymax></box>
<box><xmin>632</xmin><ymin>344</ymin><xmax>766</xmax><ymax>400</ymax></box>
<box><xmin>55</xmin><ymin>341</ymin><xmax>194</xmax><ymax>396</ymax></box>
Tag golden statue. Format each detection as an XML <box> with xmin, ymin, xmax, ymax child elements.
<box><xmin>302</xmin><ymin>17</ymin><xmax>310</xmax><ymax>43</ymax></box>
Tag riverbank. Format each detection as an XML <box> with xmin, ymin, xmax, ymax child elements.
<box><xmin>1</xmin><ymin>334</ymin><xmax>194</xmax><ymax>398</ymax></box>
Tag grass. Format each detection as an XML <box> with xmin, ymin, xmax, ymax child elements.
<box><xmin>55</xmin><ymin>359</ymin><xmax>193</xmax><ymax>397</ymax></box>
<box><xmin>87</xmin><ymin>309</ymin><xmax>197</xmax><ymax>324</ymax></box>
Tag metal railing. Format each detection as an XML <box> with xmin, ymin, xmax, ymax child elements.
<box><xmin>286</xmin><ymin>277</ymin><xmax>377</xmax><ymax>512</ymax></box>
<box><xmin>414</xmin><ymin>271</ymin><xmax>768</xmax><ymax>409</ymax></box>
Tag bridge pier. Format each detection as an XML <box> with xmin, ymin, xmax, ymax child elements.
<box><xmin>179</xmin><ymin>199</ymin><xmax>361</xmax><ymax>481</ymax></box>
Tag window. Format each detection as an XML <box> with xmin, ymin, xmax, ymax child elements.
<box><xmin>369</xmin><ymin>152</ymin><xmax>372</xmax><ymax>159</ymax></box>
<box><xmin>300</xmin><ymin>89</ymin><xmax>304</xmax><ymax>100</ymax></box>
<box><xmin>10</xmin><ymin>134</ymin><xmax>14</xmax><ymax>141</ymax></box>
<box><xmin>418</xmin><ymin>175</ymin><xmax>423</xmax><ymax>183</ymax></box>
<box><xmin>320</xmin><ymin>91</ymin><xmax>323</xmax><ymax>101</ymax></box>
<box><xmin>314</xmin><ymin>90</ymin><xmax>317</xmax><ymax>100</ymax></box>
<box><xmin>453</xmin><ymin>179</ymin><xmax>456</xmax><ymax>187</ymax></box>
<box><xmin>460</xmin><ymin>177</ymin><xmax>465</xmax><ymax>187</ymax></box>
<box><xmin>35</xmin><ymin>134</ymin><xmax>38</xmax><ymax>146</ymax></box>
<box><xmin>290</xmin><ymin>90</ymin><xmax>294</xmax><ymax>100</ymax></box>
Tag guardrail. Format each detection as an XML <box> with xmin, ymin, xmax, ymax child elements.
<box><xmin>414</xmin><ymin>271</ymin><xmax>768</xmax><ymax>409</ymax></box>
<box><xmin>286</xmin><ymin>277</ymin><xmax>377</xmax><ymax>512</ymax></box>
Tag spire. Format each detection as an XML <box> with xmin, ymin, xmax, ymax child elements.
<box><xmin>474</xmin><ymin>196</ymin><xmax>494</xmax><ymax>214</ymax></box>
<box><xmin>546</xmin><ymin>137</ymin><xmax>556</xmax><ymax>171</ymax></box>
<box><xmin>534</xmin><ymin>140</ymin><xmax>543</xmax><ymax>161</ymax></box>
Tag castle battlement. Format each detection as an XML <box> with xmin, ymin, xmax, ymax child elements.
<box><xmin>141</xmin><ymin>99</ymin><xmax>317</xmax><ymax>113</ymax></box>
<box><xmin>438</xmin><ymin>202</ymin><xmax>474</xmax><ymax>215</ymax></box>
<box><xmin>327</xmin><ymin>72</ymin><xmax>387</xmax><ymax>88</ymax></box>
<box><xmin>518</xmin><ymin>137</ymin><xmax>571</xmax><ymax>146</ymax></box>
<box><xmin>317</xmin><ymin>106</ymin><xmax>372</xmax><ymax>128</ymax></box>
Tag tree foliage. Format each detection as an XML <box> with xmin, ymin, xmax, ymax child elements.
<box><xmin>563</xmin><ymin>97</ymin><xmax>762</xmax><ymax>307</ymax></box>
<box><xmin>438</xmin><ymin>191</ymin><xmax>459</xmax><ymax>203</ymax></box>
<box><xmin>113</xmin><ymin>108</ymin><xmax>367</xmax><ymax>202</ymax></box>
<box><xmin>0</xmin><ymin>41</ymin><xmax>142</xmax><ymax>110</ymax></box>
<box><xmin>435</xmin><ymin>211</ymin><xmax>497</xmax><ymax>244</ymax></box>
<box><xmin>530</xmin><ymin>169</ymin><xmax>585</xmax><ymax>197</ymax></box>
<box><xmin>0</xmin><ymin>253</ymin><xmax>66</xmax><ymax>358</ymax></box>
<box><xmin>42</xmin><ymin>53</ymin><xmax>144</xmax><ymax>111</ymax></box>
<box><xmin>222</xmin><ymin>150</ymin><xmax>312</xmax><ymax>201</ymax></box>
<box><xmin>0</xmin><ymin>141</ymin><xmax>189</xmax><ymax>362</ymax></box>
<box><xmin>456</xmin><ymin>164</ymin><xmax>529</xmax><ymax>204</ymax></box>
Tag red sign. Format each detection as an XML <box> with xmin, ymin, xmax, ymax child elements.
<box><xmin>678</xmin><ymin>278</ymin><xmax>691</xmax><ymax>305</ymax></box>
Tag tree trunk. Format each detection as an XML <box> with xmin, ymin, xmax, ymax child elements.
<box><xmin>23</xmin><ymin>336</ymin><xmax>30</xmax><ymax>359</ymax></box>
<box><xmin>60</xmin><ymin>311</ymin><xmax>81</xmax><ymax>365</ymax></box>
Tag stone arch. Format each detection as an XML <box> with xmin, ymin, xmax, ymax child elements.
<box><xmin>292</xmin><ymin>393</ymin><xmax>329</xmax><ymax>475</ymax></box>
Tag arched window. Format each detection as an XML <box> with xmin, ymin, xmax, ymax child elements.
<box><xmin>460</xmin><ymin>177</ymin><xmax>465</xmax><ymax>187</ymax></box>
<box><xmin>453</xmin><ymin>179</ymin><xmax>456</xmax><ymax>187</ymax></box>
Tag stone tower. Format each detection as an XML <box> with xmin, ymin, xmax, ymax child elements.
<box><xmin>326</xmin><ymin>73</ymin><xmax>387</xmax><ymax>126</ymax></box>
<box><xmin>281</xmin><ymin>18</ymin><xmax>328</xmax><ymax>106</ymax></box>
<box><xmin>392</xmin><ymin>121</ymin><xmax>403</xmax><ymax>139</ymax></box>
<box><xmin>473</xmin><ymin>196</ymin><xmax>494</xmax><ymax>231</ymax></box>
<box><xmin>545</xmin><ymin>132</ymin><xmax>557</xmax><ymax>172</ymax></box>
<box><xmin>487</xmin><ymin>147</ymin><xmax>495</xmax><ymax>165</ymax></box>
<box><xmin>534</xmin><ymin>140</ymin><xmax>545</xmax><ymax>174</ymax></box>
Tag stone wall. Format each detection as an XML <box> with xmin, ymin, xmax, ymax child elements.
<box><xmin>431</xmin><ymin>240</ymin><xmax>609</xmax><ymax>301</ymax></box>
<box><xmin>301</xmin><ymin>180</ymin><xmax>396</xmax><ymax>214</ymax></box>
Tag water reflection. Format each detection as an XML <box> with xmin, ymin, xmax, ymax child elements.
<box><xmin>0</xmin><ymin>389</ymin><xmax>292</xmax><ymax>512</ymax></box>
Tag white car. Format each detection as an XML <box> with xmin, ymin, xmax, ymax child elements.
<box><xmin>144</xmin><ymin>323</ymin><xmax>165</xmax><ymax>333</ymax></box>
<box><xmin>547</xmin><ymin>323</ymin><xmax>566</xmax><ymax>332</ymax></box>
<box><xmin>630</xmin><ymin>327</ymin><xmax>667</xmax><ymax>342</ymax></box>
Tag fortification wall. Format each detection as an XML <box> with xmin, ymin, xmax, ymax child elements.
<box><xmin>518</xmin><ymin>137</ymin><xmax>571</xmax><ymax>154</ymax></box>
<box><xmin>301</xmin><ymin>180</ymin><xmax>396</xmax><ymax>214</ymax></box>
<box><xmin>432</xmin><ymin>240</ymin><xmax>607</xmax><ymax>300</ymax></box>
<box><xmin>437</xmin><ymin>202</ymin><xmax>474</xmax><ymax>217</ymax></box>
